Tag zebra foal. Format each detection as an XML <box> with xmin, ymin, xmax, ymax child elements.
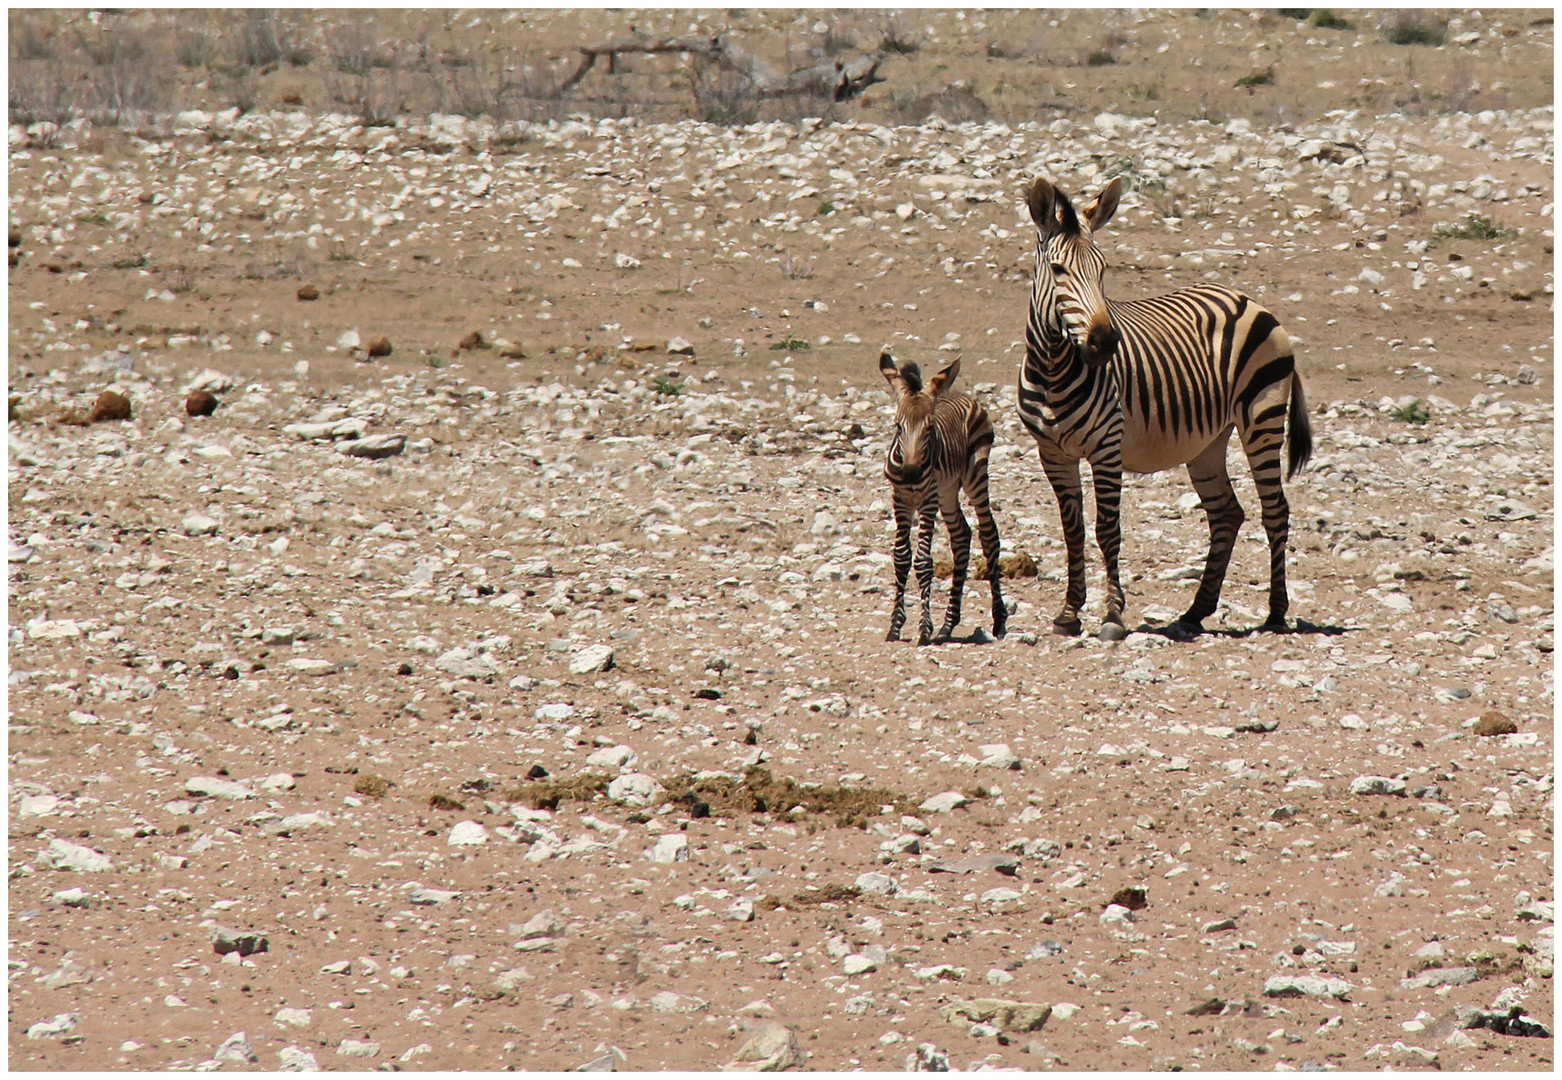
<box><xmin>1019</xmin><ymin>175</ymin><xmax>1312</xmax><ymax>641</ymax></box>
<box><xmin>879</xmin><ymin>352</ymin><xmax>1008</xmax><ymax>645</ymax></box>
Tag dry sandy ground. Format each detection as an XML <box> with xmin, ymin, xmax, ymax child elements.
<box><xmin>7</xmin><ymin>8</ymin><xmax>1555</xmax><ymax>1074</ymax></box>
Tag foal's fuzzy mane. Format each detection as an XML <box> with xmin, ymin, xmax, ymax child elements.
<box><xmin>899</xmin><ymin>361</ymin><xmax>923</xmax><ymax>394</ymax></box>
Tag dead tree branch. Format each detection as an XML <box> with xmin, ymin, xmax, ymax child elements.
<box><xmin>559</xmin><ymin>35</ymin><xmax>886</xmax><ymax>103</ymax></box>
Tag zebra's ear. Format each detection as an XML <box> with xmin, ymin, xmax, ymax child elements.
<box><xmin>1082</xmin><ymin>176</ymin><xmax>1123</xmax><ymax>233</ymax></box>
<box><xmin>1026</xmin><ymin>178</ymin><xmax>1077</xmax><ymax>238</ymax></box>
<box><xmin>879</xmin><ymin>351</ymin><xmax>905</xmax><ymax>394</ymax></box>
<box><xmin>927</xmin><ymin>356</ymin><xmax>960</xmax><ymax>397</ymax></box>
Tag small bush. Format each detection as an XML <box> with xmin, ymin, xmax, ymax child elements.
<box><xmin>1310</xmin><ymin>10</ymin><xmax>1354</xmax><ymax>30</ymax></box>
<box><xmin>818</xmin><ymin>199</ymin><xmax>835</xmax><ymax>216</ymax></box>
<box><xmin>879</xmin><ymin>20</ymin><xmax>919</xmax><ymax>55</ymax></box>
<box><xmin>1434</xmin><ymin>214</ymin><xmax>1509</xmax><ymax>241</ymax></box>
<box><xmin>1277</xmin><ymin>8</ymin><xmax>1313</xmax><ymax>19</ymax></box>
<box><xmin>1383</xmin><ymin>14</ymin><xmax>1446</xmax><ymax>46</ymax></box>
<box><xmin>1234</xmin><ymin>67</ymin><xmax>1275</xmax><ymax>89</ymax></box>
<box><xmin>1086</xmin><ymin>49</ymin><xmax>1117</xmax><ymax>67</ymax></box>
<box><xmin>770</xmin><ymin>333</ymin><xmax>811</xmax><ymax>352</ymax></box>
<box><xmin>779</xmin><ymin>254</ymin><xmax>814</xmax><ymax>280</ymax></box>
<box><xmin>650</xmin><ymin>374</ymin><xmax>683</xmax><ymax>396</ymax></box>
<box><xmin>11</xmin><ymin>15</ymin><xmax>54</xmax><ymax>60</ymax></box>
<box><xmin>1390</xmin><ymin>399</ymin><xmax>1430</xmax><ymax>424</ymax></box>
<box><xmin>8</xmin><ymin>60</ymin><xmax>81</xmax><ymax>129</ymax></box>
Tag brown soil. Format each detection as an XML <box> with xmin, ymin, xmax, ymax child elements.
<box><xmin>7</xmin><ymin>8</ymin><xmax>1554</xmax><ymax>1074</ymax></box>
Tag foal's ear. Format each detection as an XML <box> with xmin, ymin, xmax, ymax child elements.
<box><xmin>879</xmin><ymin>351</ymin><xmax>904</xmax><ymax>394</ymax></box>
<box><xmin>927</xmin><ymin>356</ymin><xmax>961</xmax><ymax>397</ymax></box>
<box><xmin>1081</xmin><ymin>176</ymin><xmax>1123</xmax><ymax>233</ymax></box>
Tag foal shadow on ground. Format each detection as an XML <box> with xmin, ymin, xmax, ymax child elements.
<box><xmin>1135</xmin><ymin>617</ymin><xmax>1350</xmax><ymax>641</ymax></box>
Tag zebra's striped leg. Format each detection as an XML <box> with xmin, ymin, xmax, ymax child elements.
<box><xmin>1038</xmin><ymin>445</ymin><xmax>1086</xmax><ymax>636</ymax></box>
<box><xmin>1089</xmin><ymin>455</ymin><xmax>1128</xmax><ymax>641</ymax></box>
<box><xmin>886</xmin><ymin>501</ymin><xmax>914</xmax><ymax>641</ymax></box>
<box><xmin>935</xmin><ymin>497</ymin><xmax>972</xmax><ymax>643</ymax></box>
<box><xmin>1238</xmin><ymin>402</ymin><xmax>1294</xmax><ymax>629</ymax></box>
<box><xmin>1173</xmin><ymin>432</ymin><xmax>1245</xmax><ymax>640</ymax></box>
<box><xmin>914</xmin><ymin>503</ymin><xmax>939</xmax><ymax>646</ymax></box>
<box><xmin>967</xmin><ymin>464</ymin><xmax>1007</xmax><ymax>639</ymax></box>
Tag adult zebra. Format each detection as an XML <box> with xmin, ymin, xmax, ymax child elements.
<box><xmin>1018</xmin><ymin>175</ymin><xmax>1312</xmax><ymax>641</ymax></box>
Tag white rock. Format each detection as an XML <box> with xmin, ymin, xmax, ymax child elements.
<box><xmin>185</xmin><ymin>776</ymin><xmax>255</xmax><ymax>800</ymax></box>
<box><xmin>1350</xmin><ymin>775</ymin><xmax>1407</xmax><ymax>796</ymax></box>
<box><xmin>919</xmin><ymin>791</ymin><xmax>970</xmax><ymax>814</ymax></box>
<box><xmin>435</xmin><ymin>647</ymin><xmax>501</xmax><ymax>679</ymax></box>
<box><xmin>181</xmin><ymin>512</ymin><xmax>219</xmax><ymax>536</ymax></box>
<box><xmin>409</xmin><ymin>887</ymin><xmax>460</xmax><ymax>905</ymax></box>
<box><xmin>844</xmin><ymin>953</ymin><xmax>878</xmax><ymax>975</ymax></box>
<box><xmin>585</xmin><ymin>745</ymin><xmax>637</xmax><ymax>770</ymax></box>
<box><xmin>339</xmin><ymin>433</ymin><xmax>407</xmax><ymax>459</ymax></box>
<box><xmin>447</xmin><ymin>820</ymin><xmax>489</xmax><ymax>846</ymax></box>
<box><xmin>569</xmin><ymin>643</ymin><xmax>615</xmax><ymax>675</ymax></box>
<box><xmin>978</xmin><ymin>743</ymin><xmax>1020</xmax><ymax>770</ymax></box>
<box><xmin>855</xmin><ymin>871</ymin><xmax>899</xmax><ymax>895</ymax></box>
<box><xmin>336</xmin><ymin>329</ymin><xmax>361</xmax><ymax>350</ymax></box>
<box><xmin>26</xmin><ymin>618</ymin><xmax>81</xmax><ymax>640</ymax></box>
<box><xmin>42</xmin><ymin>838</ymin><xmax>112</xmax><ymax>873</ymax></box>
<box><xmin>645</xmin><ymin>833</ymin><xmax>690</xmax><ymax>864</ymax></box>
<box><xmin>18</xmin><ymin>794</ymin><xmax>60</xmax><ymax>817</ymax></box>
<box><xmin>26</xmin><ymin>1013</ymin><xmax>79</xmax><ymax>1039</ymax></box>
<box><xmin>214</xmin><ymin>1031</ymin><xmax>257</xmax><ymax>1063</ymax></box>
<box><xmin>337</xmin><ymin>1039</ymin><xmax>380</xmax><ymax>1059</ymax></box>
<box><xmin>277</xmin><ymin>1045</ymin><xmax>319</xmax><ymax>1071</ymax></box>
<box><xmin>1101</xmin><ymin>903</ymin><xmax>1137</xmax><ymax>925</ymax></box>
<box><xmin>1263</xmin><ymin>973</ymin><xmax>1352</xmax><ymax>999</ymax></box>
<box><xmin>275</xmin><ymin>1007</ymin><xmax>312</xmax><ymax>1028</ymax></box>
<box><xmin>608</xmin><ymin>773</ymin><xmax>665</xmax><ymax>807</ymax></box>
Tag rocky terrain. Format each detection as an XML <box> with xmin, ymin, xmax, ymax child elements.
<box><xmin>8</xmin><ymin>8</ymin><xmax>1555</xmax><ymax>1074</ymax></box>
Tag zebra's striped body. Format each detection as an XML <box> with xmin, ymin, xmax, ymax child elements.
<box><xmin>1019</xmin><ymin>176</ymin><xmax>1312</xmax><ymax>640</ymax></box>
<box><xmin>880</xmin><ymin>352</ymin><xmax>1008</xmax><ymax>645</ymax></box>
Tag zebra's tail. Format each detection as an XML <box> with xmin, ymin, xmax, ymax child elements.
<box><xmin>1286</xmin><ymin>371</ymin><xmax>1313</xmax><ymax>480</ymax></box>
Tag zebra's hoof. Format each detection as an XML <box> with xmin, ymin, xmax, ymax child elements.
<box><xmin>1052</xmin><ymin>618</ymin><xmax>1082</xmax><ymax>637</ymax></box>
<box><xmin>1097</xmin><ymin>622</ymin><xmax>1129</xmax><ymax>642</ymax></box>
<box><xmin>885</xmin><ymin>631</ymin><xmax>902</xmax><ymax>642</ymax></box>
<box><xmin>1165</xmin><ymin>620</ymin><xmax>1202</xmax><ymax>642</ymax></box>
<box><xmin>932</xmin><ymin>628</ymin><xmax>955</xmax><ymax>645</ymax></box>
<box><xmin>916</xmin><ymin>634</ymin><xmax>933</xmax><ymax>647</ymax></box>
<box><xmin>992</xmin><ymin>618</ymin><xmax>1008</xmax><ymax>640</ymax></box>
<box><xmin>1260</xmin><ymin>616</ymin><xmax>1289</xmax><ymax>633</ymax></box>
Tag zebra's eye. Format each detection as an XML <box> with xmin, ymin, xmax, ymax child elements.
<box><xmin>1050</xmin><ymin>263</ymin><xmax>1067</xmax><ymax>277</ymax></box>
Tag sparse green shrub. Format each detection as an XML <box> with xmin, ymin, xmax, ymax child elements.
<box><xmin>770</xmin><ymin>334</ymin><xmax>811</xmax><ymax>352</ymax></box>
<box><xmin>1310</xmin><ymin>10</ymin><xmax>1354</xmax><ymax>30</ymax></box>
<box><xmin>650</xmin><ymin>374</ymin><xmax>683</xmax><ymax>396</ymax></box>
<box><xmin>1087</xmin><ymin>50</ymin><xmax>1117</xmax><ymax>67</ymax></box>
<box><xmin>1390</xmin><ymin>399</ymin><xmax>1430</xmax><ymax>424</ymax></box>
<box><xmin>818</xmin><ymin>199</ymin><xmax>835</xmax><ymax>216</ymax></box>
<box><xmin>880</xmin><ymin>22</ymin><xmax>919</xmax><ymax>54</ymax></box>
<box><xmin>1383</xmin><ymin>13</ymin><xmax>1446</xmax><ymax>46</ymax></box>
<box><xmin>1234</xmin><ymin>67</ymin><xmax>1275</xmax><ymax>89</ymax></box>
<box><xmin>779</xmin><ymin>255</ymin><xmax>814</xmax><ymax>281</ymax></box>
<box><xmin>1277</xmin><ymin>9</ymin><xmax>1313</xmax><ymax>19</ymax></box>
<box><xmin>1434</xmin><ymin>214</ymin><xmax>1509</xmax><ymax>241</ymax></box>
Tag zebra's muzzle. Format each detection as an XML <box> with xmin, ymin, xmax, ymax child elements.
<box><xmin>1083</xmin><ymin>323</ymin><xmax>1121</xmax><ymax>366</ymax></box>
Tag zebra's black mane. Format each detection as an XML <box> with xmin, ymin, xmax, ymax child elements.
<box><xmin>900</xmin><ymin>362</ymin><xmax>923</xmax><ymax>394</ymax></box>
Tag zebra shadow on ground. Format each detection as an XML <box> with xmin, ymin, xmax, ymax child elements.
<box><xmin>1134</xmin><ymin>617</ymin><xmax>1350</xmax><ymax>640</ymax></box>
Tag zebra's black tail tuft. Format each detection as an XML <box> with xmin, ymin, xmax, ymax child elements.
<box><xmin>1286</xmin><ymin>373</ymin><xmax>1313</xmax><ymax>480</ymax></box>
<box><xmin>900</xmin><ymin>361</ymin><xmax>923</xmax><ymax>394</ymax></box>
